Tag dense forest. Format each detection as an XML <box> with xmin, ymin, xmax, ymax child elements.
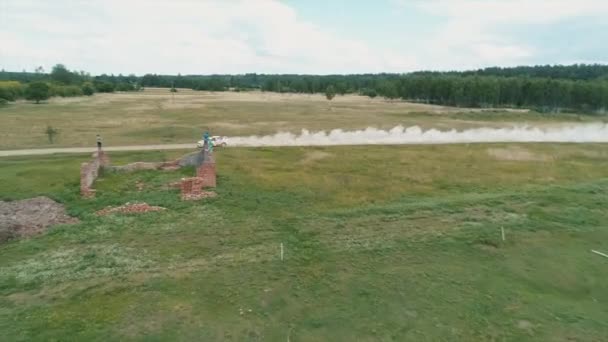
<box><xmin>1</xmin><ymin>64</ymin><xmax>607</xmax><ymax>113</ymax></box>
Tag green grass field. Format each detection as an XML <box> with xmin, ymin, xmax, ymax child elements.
<box><xmin>1</xmin><ymin>143</ymin><xmax>607</xmax><ymax>341</ymax></box>
<box><xmin>1</xmin><ymin>89</ymin><xmax>604</xmax><ymax>149</ymax></box>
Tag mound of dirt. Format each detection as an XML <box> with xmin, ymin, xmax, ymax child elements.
<box><xmin>0</xmin><ymin>197</ymin><xmax>79</xmax><ymax>243</ymax></box>
<box><xmin>95</xmin><ymin>202</ymin><xmax>166</xmax><ymax>216</ymax></box>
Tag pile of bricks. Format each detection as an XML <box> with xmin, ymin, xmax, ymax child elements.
<box><xmin>180</xmin><ymin>177</ymin><xmax>216</xmax><ymax>201</ymax></box>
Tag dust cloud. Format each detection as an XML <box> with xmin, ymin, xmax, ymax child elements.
<box><xmin>228</xmin><ymin>123</ymin><xmax>608</xmax><ymax>147</ymax></box>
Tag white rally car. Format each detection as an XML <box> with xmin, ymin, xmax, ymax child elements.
<box><xmin>197</xmin><ymin>136</ymin><xmax>228</xmax><ymax>148</ymax></box>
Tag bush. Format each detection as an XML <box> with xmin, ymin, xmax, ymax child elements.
<box><xmin>51</xmin><ymin>85</ymin><xmax>83</xmax><ymax>97</ymax></box>
<box><xmin>116</xmin><ymin>82</ymin><xmax>136</xmax><ymax>91</ymax></box>
<box><xmin>361</xmin><ymin>88</ymin><xmax>377</xmax><ymax>98</ymax></box>
<box><xmin>94</xmin><ymin>81</ymin><xmax>115</xmax><ymax>93</ymax></box>
<box><xmin>82</xmin><ymin>82</ymin><xmax>95</xmax><ymax>96</ymax></box>
<box><xmin>25</xmin><ymin>82</ymin><xmax>50</xmax><ymax>103</ymax></box>
<box><xmin>0</xmin><ymin>81</ymin><xmax>24</xmax><ymax>101</ymax></box>
<box><xmin>325</xmin><ymin>85</ymin><xmax>336</xmax><ymax>100</ymax></box>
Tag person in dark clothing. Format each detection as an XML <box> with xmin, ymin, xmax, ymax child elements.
<box><xmin>96</xmin><ymin>134</ymin><xmax>102</xmax><ymax>149</ymax></box>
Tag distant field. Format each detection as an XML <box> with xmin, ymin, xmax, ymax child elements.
<box><xmin>1</xmin><ymin>88</ymin><xmax>604</xmax><ymax>149</ymax></box>
<box><xmin>1</xmin><ymin>144</ymin><xmax>608</xmax><ymax>340</ymax></box>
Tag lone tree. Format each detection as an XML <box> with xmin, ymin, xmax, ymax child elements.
<box><xmin>82</xmin><ymin>82</ymin><xmax>95</xmax><ymax>96</ymax></box>
<box><xmin>25</xmin><ymin>82</ymin><xmax>50</xmax><ymax>104</ymax></box>
<box><xmin>325</xmin><ymin>85</ymin><xmax>336</xmax><ymax>101</ymax></box>
<box><xmin>51</xmin><ymin>64</ymin><xmax>74</xmax><ymax>84</ymax></box>
<box><xmin>45</xmin><ymin>125</ymin><xmax>59</xmax><ymax>144</ymax></box>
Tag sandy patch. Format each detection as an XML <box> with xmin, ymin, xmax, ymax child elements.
<box><xmin>487</xmin><ymin>147</ymin><xmax>554</xmax><ymax>162</ymax></box>
<box><xmin>301</xmin><ymin>151</ymin><xmax>333</xmax><ymax>164</ymax></box>
<box><xmin>516</xmin><ymin>320</ymin><xmax>535</xmax><ymax>332</ymax></box>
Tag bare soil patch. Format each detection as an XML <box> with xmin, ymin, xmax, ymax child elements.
<box><xmin>301</xmin><ymin>151</ymin><xmax>333</xmax><ymax>164</ymax></box>
<box><xmin>0</xmin><ymin>196</ymin><xmax>79</xmax><ymax>243</ymax></box>
<box><xmin>95</xmin><ymin>202</ymin><xmax>166</xmax><ymax>216</ymax></box>
<box><xmin>487</xmin><ymin>147</ymin><xmax>554</xmax><ymax>162</ymax></box>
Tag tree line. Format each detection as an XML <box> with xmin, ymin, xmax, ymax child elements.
<box><xmin>1</xmin><ymin>64</ymin><xmax>607</xmax><ymax>113</ymax></box>
<box><xmin>0</xmin><ymin>64</ymin><xmax>141</xmax><ymax>104</ymax></box>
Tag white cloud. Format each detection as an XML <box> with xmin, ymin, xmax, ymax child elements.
<box><xmin>415</xmin><ymin>0</ymin><xmax>608</xmax><ymax>23</ymax></box>
<box><xmin>397</xmin><ymin>0</ymin><xmax>608</xmax><ymax>70</ymax></box>
<box><xmin>1</xmin><ymin>0</ymin><xmax>606</xmax><ymax>74</ymax></box>
<box><xmin>0</xmin><ymin>0</ymin><xmax>418</xmax><ymax>74</ymax></box>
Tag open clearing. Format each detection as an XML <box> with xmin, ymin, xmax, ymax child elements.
<box><xmin>1</xmin><ymin>88</ymin><xmax>605</xmax><ymax>149</ymax></box>
<box><xmin>1</xmin><ymin>90</ymin><xmax>607</xmax><ymax>340</ymax></box>
<box><xmin>1</xmin><ymin>143</ymin><xmax>607</xmax><ymax>340</ymax></box>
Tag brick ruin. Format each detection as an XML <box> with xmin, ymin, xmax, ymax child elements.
<box><xmin>80</xmin><ymin>150</ymin><xmax>110</xmax><ymax>198</ymax></box>
<box><xmin>80</xmin><ymin>144</ymin><xmax>217</xmax><ymax>200</ymax></box>
<box><xmin>180</xmin><ymin>141</ymin><xmax>217</xmax><ymax>200</ymax></box>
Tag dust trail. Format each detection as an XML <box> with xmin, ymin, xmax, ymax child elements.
<box><xmin>228</xmin><ymin>123</ymin><xmax>608</xmax><ymax>147</ymax></box>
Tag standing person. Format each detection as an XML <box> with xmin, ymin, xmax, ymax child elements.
<box><xmin>96</xmin><ymin>134</ymin><xmax>102</xmax><ymax>150</ymax></box>
<box><xmin>208</xmin><ymin>137</ymin><xmax>214</xmax><ymax>153</ymax></box>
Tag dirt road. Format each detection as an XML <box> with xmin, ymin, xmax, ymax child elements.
<box><xmin>2</xmin><ymin>123</ymin><xmax>607</xmax><ymax>157</ymax></box>
<box><xmin>0</xmin><ymin>144</ymin><xmax>196</xmax><ymax>157</ymax></box>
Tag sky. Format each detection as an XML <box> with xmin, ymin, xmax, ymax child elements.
<box><xmin>1</xmin><ymin>0</ymin><xmax>607</xmax><ymax>75</ymax></box>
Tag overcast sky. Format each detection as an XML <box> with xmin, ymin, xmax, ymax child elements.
<box><xmin>1</xmin><ymin>0</ymin><xmax>607</xmax><ymax>75</ymax></box>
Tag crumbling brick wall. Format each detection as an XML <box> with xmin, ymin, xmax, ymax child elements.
<box><xmin>180</xmin><ymin>177</ymin><xmax>204</xmax><ymax>200</ymax></box>
<box><xmin>196</xmin><ymin>156</ymin><xmax>216</xmax><ymax>188</ymax></box>
<box><xmin>181</xmin><ymin>149</ymin><xmax>217</xmax><ymax>200</ymax></box>
<box><xmin>180</xmin><ymin>177</ymin><xmax>217</xmax><ymax>201</ymax></box>
<box><xmin>80</xmin><ymin>151</ymin><xmax>110</xmax><ymax>198</ymax></box>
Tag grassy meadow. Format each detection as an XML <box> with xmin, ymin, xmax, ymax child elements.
<box><xmin>1</xmin><ymin>88</ymin><xmax>605</xmax><ymax>150</ymax></box>
<box><xmin>1</xmin><ymin>143</ymin><xmax>608</xmax><ymax>341</ymax></box>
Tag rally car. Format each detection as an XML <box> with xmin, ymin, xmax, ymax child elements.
<box><xmin>197</xmin><ymin>136</ymin><xmax>228</xmax><ymax>148</ymax></box>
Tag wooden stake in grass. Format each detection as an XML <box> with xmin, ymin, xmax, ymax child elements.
<box><xmin>591</xmin><ymin>250</ymin><xmax>608</xmax><ymax>258</ymax></box>
<box><xmin>280</xmin><ymin>243</ymin><xmax>284</xmax><ymax>261</ymax></box>
<box><xmin>501</xmin><ymin>227</ymin><xmax>505</xmax><ymax>241</ymax></box>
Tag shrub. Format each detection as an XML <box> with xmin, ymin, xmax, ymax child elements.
<box><xmin>0</xmin><ymin>81</ymin><xmax>24</xmax><ymax>101</ymax></box>
<box><xmin>94</xmin><ymin>81</ymin><xmax>115</xmax><ymax>93</ymax></box>
<box><xmin>51</xmin><ymin>85</ymin><xmax>83</xmax><ymax>97</ymax></box>
<box><xmin>82</xmin><ymin>82</ymin><xmax>95</xmax><ymax>96</ymax></box>
<box><xmin>116</xmin><ymin>82</ymin><xmax>136</xmax><ymax>91</ymax></box>
<box><xmin>25</xmin><ymin>82</ymin><xmax>50</xmax><ymax>103</ymax></box>
<box><xmin>361</xmin><ymin>88</ymin><xmax>377</xmax><ymax>98</ymax></box>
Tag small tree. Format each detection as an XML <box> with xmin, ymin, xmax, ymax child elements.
<box><xmin>362</xmin><ymin>88</ymin><xmax>377</xmax><ymax>98</ymax></box>
<box><xmin>82</xmin><ymin>82</ymin><xmax>95</xmax><ymax>96</ymax></box>
<box><xmin>45</xmin><ymin>125</ymin><xmax>59</xmax><ymax>144</ymax></box>
<box><xmin>51</xmin><ymin>64</ymin><xmax>77</xmax><ymax>84</ymax></box>
<box><xmin>325</xmin><ymin>85</ymin><xmax>336</xmax><ymax>101</ymax></box>
<box><xmin>25</xmin><ymin>82</ymin><xmax>50</xmax><ymax>104</ymax></box>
